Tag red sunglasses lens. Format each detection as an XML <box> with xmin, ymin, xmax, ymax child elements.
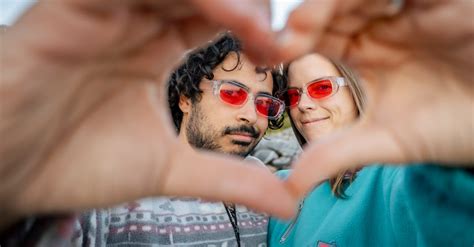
<box><xmin>219</xmin><ymin>83</ymin><xmax>248</xmax><ymax>105</ymax></box>
<box><xmin>287</xmin><ymin>89</ymin><xmax>301</xmax><ymax>107</ymax></box>
<box><xmin>255</xmin><ymin>97</ymin><xmax>283</xmax><ymax>118</ymax></box>
<box><xmin>307</xmin><ymin>79</ymin><xmax>333</xmax><ymax>99</ymax></box>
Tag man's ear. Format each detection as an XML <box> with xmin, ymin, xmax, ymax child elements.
<box><xmin>179</xmin><ymin>95</ymin><xmax>192</xmax><ymax>113</ymax></box>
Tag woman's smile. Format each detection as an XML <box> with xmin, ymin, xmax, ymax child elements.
<box><xmin>301</xmin><ymin>116</ymin><xmax>330</xmax><ymax>126</ymax></box>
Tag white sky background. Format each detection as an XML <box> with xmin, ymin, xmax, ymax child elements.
<box><xmin>0</xmin><ymin>0</ymin><xmax>302</xmax><ymax>30</ymax></box>
<box><xmin>0</xmin><ymin>0</ymin><xmax>36</xmax><ymax>25</ymax></box>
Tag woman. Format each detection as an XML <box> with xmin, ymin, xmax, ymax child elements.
<box><xmin>268</xmin><ymin>54</ymin><xmax>474</xmax><ymax>246</ymax></box>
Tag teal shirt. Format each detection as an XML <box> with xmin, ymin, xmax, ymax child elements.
<box><xmin>268</xmin><ymin>164</ymin><xmax>474</xmax><ymax>246</ymax></box>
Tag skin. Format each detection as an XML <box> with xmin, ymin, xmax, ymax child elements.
<box><xmin>288</xmin><ymin>54</ymin><xmax>358</xmax><ymax>142</ymax></box>
<box><xmin>178</xmin><ymin>53</ymin><xmax>272</xmax><ymax>156</ymax></box>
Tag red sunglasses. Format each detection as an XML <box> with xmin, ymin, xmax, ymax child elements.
<box><xmin>208</xmin><ymin>80</ymin><xmax>285</xmax><ymax>120</ymax></box>
<box><xmin>283</xmin><ymin>76</ymin><xmax>348</xmax><ymax>108</ymax></box>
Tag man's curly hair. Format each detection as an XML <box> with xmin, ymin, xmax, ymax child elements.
<box><xmin>167</xmin><ymin>33</ymin><xmax>285</xmax><ymax>133</ymax></box>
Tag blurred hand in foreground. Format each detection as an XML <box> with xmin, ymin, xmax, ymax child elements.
<box><xmin>275</xmin><ymin>0</ymin><xmax>473</xmax><ymax>198</ymax></box>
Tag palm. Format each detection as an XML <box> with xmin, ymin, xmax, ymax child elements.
<box><xmin>1</xmin><ymin>0</ymin><xmax>204</xmax><ymax>213</ymax></box>
<box><xmin>1</xmin><ymin>0</ymin><xmax>294</xmax><ymax>220</ymax></box>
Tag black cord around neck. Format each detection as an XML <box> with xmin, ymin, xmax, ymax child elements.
<box><xmin>223</xmin><ymin>202</ymin><xmax>240</xmax><ymax>247</ymax></box>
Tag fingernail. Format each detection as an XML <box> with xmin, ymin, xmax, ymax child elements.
<box><xmin>276</xmin><ymin>28</ymin><xmax>316</xmax><ymax>61</ymax></box>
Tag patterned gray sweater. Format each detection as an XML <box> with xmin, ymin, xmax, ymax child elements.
<box><xmin>72</xmin><ymin>157</ymin><xmax>269</xmax><ymax>246</ymax></box>
<box><xmin>72</xmin><ymin>197</ymin><xmax>268</xmax><ymax>246</ymax></box>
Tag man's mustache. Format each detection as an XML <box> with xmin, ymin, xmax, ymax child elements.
<box><xmin>223</xmin><ymin>125</ymin><xmax>260</xmax><ymax>138</ymax></box>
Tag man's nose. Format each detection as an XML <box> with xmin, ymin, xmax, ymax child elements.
<box><xmin>236</xmin><ymin>97</ymin><xmax>258</xmax><ymax>124</ymax></box>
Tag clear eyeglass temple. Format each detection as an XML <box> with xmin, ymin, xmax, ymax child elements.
<box><xmin>336</xmin><ymin>77</ymin><xmax>347</xmax><ymax>86</ymax></box>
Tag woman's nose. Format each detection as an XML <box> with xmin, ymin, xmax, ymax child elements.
<box><xmin>298</xmin><ymin>92</ymin><xmax>318</xmax><ymax>111</ymax></box>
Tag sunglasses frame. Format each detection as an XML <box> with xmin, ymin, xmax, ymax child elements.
<box><xmin>286</xmin><ymin>76</ymin><xmax>348</xmax><ymax>108</ymax></box>
<box><xmin>208</xmin><ymin>80</ymin><xmax>285</xmax><ymax>120</ymax></box>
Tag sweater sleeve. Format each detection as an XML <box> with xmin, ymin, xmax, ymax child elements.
<box><xmin>388</xmin><ymin>164</ymin><xmax>474</xmax><ymax>246</ymax></box>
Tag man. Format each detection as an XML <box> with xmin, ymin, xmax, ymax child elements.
<box><xmin>72</xmin><ymin>33</ymin><xmax>286</xmax><ymax>246</ymax></box>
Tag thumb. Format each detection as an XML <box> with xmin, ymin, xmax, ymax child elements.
<box><xmin>285</xmin><ymin>120</ymin><xmax>405</xmax><ymax>199</ymax></box>
<box><xmin>159</xmin><ymin>147</ymin><xmax>298</xmax><ymax>219</ymax></box>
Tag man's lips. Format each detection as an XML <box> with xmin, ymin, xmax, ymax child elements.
<box><xmin>302</xmin><ymin>116</ymin><xmax>330</xmax><ymax>125</ymax></box>
<box><xmin>227</xmin><ymin>132</ymin><xmax>256</xmax><ymax>143</ymax></box>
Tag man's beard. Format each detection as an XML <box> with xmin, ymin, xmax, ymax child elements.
<box><xmin>185</xmin><ymin>104</ymin><xmax>261</xmax><ymax>157</ymax></box>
